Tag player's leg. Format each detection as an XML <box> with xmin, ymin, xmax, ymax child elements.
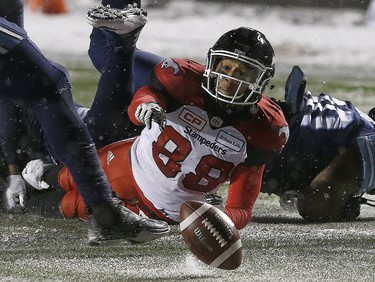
<box><xmin>88</xmin><ymin>27</ymin><xmax>162</xmax><ymax>92</ymax></box>
<box><xmin>44</xmin><ymin>139</ymin><xmax>150</xmax><ymax>222</ymax></box>
<box><xmin>297</xmin><ymin>148</ymin><xmax>361</xmax><ymax>221</ymax></box>
<box><xmin>2</xmin><ymin>38</ymin><xmax>113</xmax><ymax>206</ymax></box>
<box><xmin>22</xmin><ymin>138</ymin><xmax>172</xmax><ymax>242</ymax></box>
<box><xmin>0</xmin><ymin>17</ymin><xmax>169</xmax><ymax>243</ymax></box>
<box><xmin>87</xmin><ymin>0</ymin><xmax>142</xmax><ymax>72</ymax></box>
<box><xmin>134</xmin><ymin>49</ymin><xmax>164</xmax><ymax>92</ymax></box>
<box><xmin>0</xmin><ymin>17</ymin><xmax>116</xmax><ymax>207</ymax></box>
<box><xmin>85</xmin><ymin>3</ymin><xmax>152</xmax><ymax>147</ymax></box>
<box><xmin>86</xmin><ymin>0</ymin><xmax>143</xmax><ymax>73</ymax></box>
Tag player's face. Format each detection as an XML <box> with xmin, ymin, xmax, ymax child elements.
<box><xmin>214</xmin><ymin>58</ymin><xmax>259</xmax><ymax>99</ymax></box>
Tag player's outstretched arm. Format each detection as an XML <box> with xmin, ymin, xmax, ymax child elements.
<box><xmin>225</xmin><ymin>165</ymin><xmax>265</xmax><ymax>229</ymax></box>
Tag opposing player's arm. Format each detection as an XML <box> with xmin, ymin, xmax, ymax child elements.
<box><xmin>0</xmin><ymin>98</ymin><xmax>27</xmax><ymax>211</ymax></box>
<box><xmin>22</xmin><ymin>159</ymin><xmax>63</xmax><ymax>191</ymax></box>
<box><xmin>0</xmin><ymin>98</ymin><xmax>22</xmax><ymax>168</ymax></box>
<box><xmin>224</xmin><ymin>164</ymin><xmax>265</xmax><ymax>229</ymax></box>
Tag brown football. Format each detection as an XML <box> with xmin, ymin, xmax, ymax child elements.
<box><xmin>179</xmin><ymin>200</ymin><xmax>243</xmax><ymax>270</ymax></box>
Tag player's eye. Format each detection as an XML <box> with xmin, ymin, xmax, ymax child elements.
<box><xmin>218</xmin><ymin>63</ymin><xmax>231</xmax><ymax>74</ymax></box>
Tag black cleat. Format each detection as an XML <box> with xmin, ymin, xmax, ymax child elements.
<box><xmin>87</xmin><ymin>197</ymin><xmax>170</xmax><ymax>245</ymax></box>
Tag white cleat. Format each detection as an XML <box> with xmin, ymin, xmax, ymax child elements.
<box><xmin>85</xmin><ymin>4</ymin><xmax>148</xmax><ymax>34</ymax></box>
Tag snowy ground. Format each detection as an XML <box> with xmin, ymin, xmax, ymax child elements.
<box><xmin>1</xmin><ymin>2</ymin><xmax>374</xmax><ymax>281</ymax></box>
<box><xmin>0</xmin><ymin>194</ymin><xmax>374</xmax><ymax>281</ymax></box>
<box><xmin>24</xmin><ymin>0</ymin><xmax>375</xmax><ymax>78</ymax></box>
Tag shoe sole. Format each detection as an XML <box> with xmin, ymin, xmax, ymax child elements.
<box><xmin>88</xmin><ymin>227</ymin><xmax>170</xmax><ymax>245</ymax></box>
<box><xmin>85</xmin><ymin>5</ymin><xmax>147</xmax><ymax>34</ymax></box>
<box><xmin>126</xmin><ymin>226</ymin><xmax>171</xmax><ymax>243</ymax></box>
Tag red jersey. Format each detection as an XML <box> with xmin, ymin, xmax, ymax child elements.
<box><xmin>59</xmin><ymin>58</ymin><xmax>288</xmax><ymax>229</ymax></box>
<box><xmin>128</xmin><ymin>58</ymin><xmax>288</xmax><ymax>228</ymax></box>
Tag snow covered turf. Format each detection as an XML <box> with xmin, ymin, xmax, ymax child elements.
<box><xmin>25</xmin><ymin>0</ymin><xmax>375</xmax><ymax>78</ymax></box>
<box><xmin>0</xmin><ymin>194</ymin><xmax>374</xmax><ymax>281</ymax></box>
<box><xmin>0</xmin><ymin>0</ymin><xmax>374</xmax><ymax>280</ymax></box>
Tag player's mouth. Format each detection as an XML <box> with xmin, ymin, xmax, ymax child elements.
<box><xmin>218</xmin><ymin>88</ymin><xmax>244</xmax><ymax>100</ymax></box>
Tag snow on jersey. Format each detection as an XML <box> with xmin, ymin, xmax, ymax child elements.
<box><xmin>131</xmin><ymin>105</ymin><xmax>248</xmax><ymax>221</ymax></box>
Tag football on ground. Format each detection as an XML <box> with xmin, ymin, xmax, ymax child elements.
<box><xmin>179</xmin><ymin>200</ymin><xmax>243</xmax><ymax>270</ymax></box>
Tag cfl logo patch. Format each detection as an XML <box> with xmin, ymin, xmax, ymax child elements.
<box><xmin>179</xmin><ymin>108</ymin><xmax>206</xmax><ymax>131</ymax></box>
<box><xmin>210</xmin><ymin>116</ymin><xmax>223</xmax><ymax>128</ymax></box>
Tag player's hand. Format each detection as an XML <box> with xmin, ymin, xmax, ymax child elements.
<box><xmin>204</xmin><ymin>193</ymin><xmax>224</xmax><ymax>210</ymax></box>
<box><xmin>2</xmin><ymin>174</ymin><xmax>26</xmax><ymax>212</ymax></box>
<box><xmin>22</xmin><ymin>159</ymin><xmax>50</xmax><ymax>190</ymax></box>
<box><xmin>135</xmin><ymin>102</ymin><xmax>166</xmax><ymax>131</ymax></box>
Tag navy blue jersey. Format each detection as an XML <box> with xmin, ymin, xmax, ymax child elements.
<box><xmin>262</xmin><ymin>91</ymin><xmax>375</xmax><ymax>195</ymax></box>
<box><xmin>0</xmin><ymin>14</ymin><xmax>114</xmax><ymax>205</ymax></box>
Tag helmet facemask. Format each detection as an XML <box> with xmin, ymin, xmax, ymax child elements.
<box><xmin>202</xmin><ymin>49</ymin><xmax>274</xmax><ymax>106</ymax></box>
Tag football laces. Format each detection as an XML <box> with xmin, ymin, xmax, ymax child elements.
<box><xmin>202</xmin><ymin>218</ymin><xmax>227</xmax><ymax>247</ymax></box>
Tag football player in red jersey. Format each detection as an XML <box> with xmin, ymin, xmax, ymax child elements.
<box><xmin>22</xmin><ymin>4</ymin><xmax>288</xmax><ymax>231</ymax></box>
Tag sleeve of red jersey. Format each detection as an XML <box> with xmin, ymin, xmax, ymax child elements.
<box><xmin>128</xmin><ymin>85</ymin><xmax>167</xmax><ymax>126</ymax></box>
<box><xmin>224</xmin><ymin>164</ymin><xmax>265</xmax><ymax>229</ymax></box>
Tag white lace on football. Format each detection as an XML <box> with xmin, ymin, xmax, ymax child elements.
<box><xmin>202</xmin><ymin>218</ymin><xmax>228</xmax><ymax>247</ymax></box>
